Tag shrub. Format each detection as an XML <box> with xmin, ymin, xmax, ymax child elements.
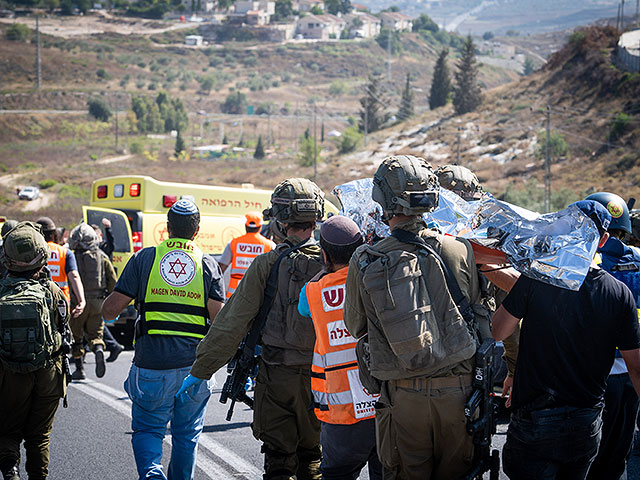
<box><xmin>96</xmin><ymin>68</ymin><xmax>112</xmax><ymax>81</ymax></box>
<box><xmin>87</xmin><ymin>98</ymin><xmax>112</xmax><ymax>122</ymax></box>
<box><xmin>6</xmin><ymin>24</ymin><xmax>30</xmax><ymax>42</ymax></box>
<box><xmin>339</xmin><ymin>127</ymin><xmax>362</xmax><ymax>153</ymax></box>
<box><xmin>130</xmin><ymin>142</ymin><xmax>144</xmax><ymax>154</ymax></box>
<box><xmin>38</xmin><ymin>179</ymin><xmax>57</xmax><ymax>189</ymax></box>
<box><xmin>609</xmin><ymin>113</ymin><xmax>631</xmax><ymax>141</ymax></box>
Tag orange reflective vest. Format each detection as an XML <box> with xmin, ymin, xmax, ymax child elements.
<box><xmin>307</xmin><ymin>267</ymin><xmax>378</xmax><ymax>425</ymax></box>
<box><xmin>226</xmin><ymin>232</ymin><xmax>275</xmax><ymax>298</ymax></box>
<box><xmin>47</xmin><ymin>242</ymin><xmax>70</xmax><ymax>300</ymax></box>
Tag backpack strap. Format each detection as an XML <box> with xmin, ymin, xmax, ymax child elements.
<box><xmin>391</xmin><ymin>228</ymin><xmax>475</xmax><ymax>325</ymax></box>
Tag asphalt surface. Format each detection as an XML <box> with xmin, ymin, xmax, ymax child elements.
<box><xmin>15</xmin><ymin>350</ymin><xmax>640</xmax><ymax>479</ymax></box>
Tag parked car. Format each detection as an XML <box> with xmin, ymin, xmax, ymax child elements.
<box><xmin>18</xmin><ymin>186</ymin><xmax>39</xmax><ymax>201</ymax></box>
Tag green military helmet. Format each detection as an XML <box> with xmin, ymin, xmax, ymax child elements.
<box><xmin>1</xmin><ymin>221</ymin><xmax>49</xmax><ymax>272</ymax></box>
<box><xmin>1</xmin><ymin>219</ymin><xmax>18</xmax><ymax>238</ymax></box>
<box><xmin>436</xmin><ymin>164</ymin><xmax>483</xmax><ymax>200</ymax></box>
<box><xmin>372</xmin><ymin>155</ymin><xmax>440</xmax><ymax>217</ymax></box>
<box><xmin>264</xmin><ymin>178</ymin><xmax>325</xmax><ymax>224</ymax></box>
<box><xmin>69</xmin><ymin>223</ymin><xmax>99</xmax><ymax>252</ymax></box>
<box><xmin>585</xmin><ymin>192</ymin><xmax>631</xmax><ymax>234</ymax></box>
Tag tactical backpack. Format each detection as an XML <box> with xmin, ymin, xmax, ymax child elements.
<box><xmin>76</xmin><ymin>248</ymin><xmax>106</xmax><ymax>296</ymax></box>
<box><xmin>359</xmin><ymin>229</ymin><xmax>478</xmax><ymax>379</ymax></box>
<box><xmin>0</xmin><ymin>277</ymin><xmax>62</xmax><ymax>373</ymax></box>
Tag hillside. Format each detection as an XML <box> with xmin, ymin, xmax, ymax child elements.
<box><xmin>329</xmin><ymin>26</ymin><xmax>640</xmax><ymax>212</ymax></box>
<box><xmin>0</xmin><ymin>16</ymin><xmax>519</xmax><ymax>227</ymax></box>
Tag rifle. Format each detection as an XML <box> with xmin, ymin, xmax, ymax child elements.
<box><xmin>56</xmin><ymin>298</ymin><xmax>73</xmax><ymax>408</ymax></box>
<box><xmin>219</xmin><ymin>239</ymin><xmax>311</xmax><ymax>421</ymax></box>
<box><xmin>464</xmin><ymin>339</ymin><xmax>500</xmax><ymax>480</ymax></box>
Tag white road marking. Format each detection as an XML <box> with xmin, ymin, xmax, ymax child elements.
<box><xmin>70</xmin><ymin>380</ymin><xmax>261</xmax><ymax>479</ymax></box>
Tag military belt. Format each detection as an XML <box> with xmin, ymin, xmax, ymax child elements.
<box><xmin>392</xmin><ymin>374</ymin><xmax>472</xmax><ymax>391</ymax></box>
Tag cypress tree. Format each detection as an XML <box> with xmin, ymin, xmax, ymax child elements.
<box><xmin>397</xmin><ymin>72</ymin><xmax>415</xmax><ymax>122</ymax></box>
<box><xmin>359</xmin><ymin>75</ymin><xmax>387</xmax><ymax>134</ymax></box>
<box><xmin>429</xmin><ymin>48</ymin><xmax>451</xmax><ymax>110</ymax></box>
<box><xmin>453</xmin><ymin>35</ymin><xmax>483</xmax><ymax>115</ymax></box>
<box><xmin>254</xmin><ymin>135</ymin><xmax>265</xmax><ymax>159</ymax></box>
<box><xmin>175</xmin><ymin>130</ymin><xmax>185</xmax><ymax>156</ymax></box>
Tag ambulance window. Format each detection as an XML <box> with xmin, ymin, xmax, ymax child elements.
<box><xmin>85</xmin><ymin>210</ymin><xmax>132</xmax><ymax>253</ymax></box>
<box><xmin>113</xmin><ymin>184</ymin><xmax>124</xmax><ymax>198</ymax></box>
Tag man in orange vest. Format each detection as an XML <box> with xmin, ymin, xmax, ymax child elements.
<box><xmin>36</xmin><ymin>217</ymin><xmax>86</xmax><ymax>320</ymax></box>
<box><xmin>298</xmin><ymin>215</ymin><xmax>383</xmax><ymax>480</ymax></box>
<box><xmin>219</xmin><ymin>212</ymin><xmax>276</xmax><ymax>299</ymax></box>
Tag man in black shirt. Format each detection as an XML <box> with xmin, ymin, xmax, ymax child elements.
<box><xmin>492</xmin><ymin>200</ymin><xmax>640</xmax><ymax>480</ymax></box>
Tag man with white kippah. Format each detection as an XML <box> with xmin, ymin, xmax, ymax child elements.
<box><xmin>102</xmin><ymin>199</ymin><xmax>226</xmax><ymax>480</ymax></box>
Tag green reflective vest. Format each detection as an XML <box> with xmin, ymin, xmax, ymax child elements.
<box><xmin>143</xmin><ymin>238</ymin><xmax>207</xmax><ymax>339</ymax></box>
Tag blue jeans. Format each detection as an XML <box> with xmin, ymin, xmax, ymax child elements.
<box><xmin>503</xmin><ymin>406</ymin><xmax>603</xmax><ymax>480</ymax></box>
<box><xmin>124</xmin><ymin>364</ymin><xmax>211</xmax><ymax>480</ymax></box>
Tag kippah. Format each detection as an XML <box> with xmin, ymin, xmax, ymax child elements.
<box><xmin>170</xmin><ymin>199</ymin><xmax>199</xmax><ymax>216</ymax></box>
<box><xmin>320</xmin><ymin>215</ymin><xmax>362</xmax><ymax>246</ymax></box>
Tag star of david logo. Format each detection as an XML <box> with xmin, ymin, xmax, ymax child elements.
<box><xmin>168</xmin><ymin>257</ymin><xmax>188</xmax><ymax>280</ymax></box>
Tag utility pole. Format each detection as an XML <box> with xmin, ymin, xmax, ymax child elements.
<box><xmin>364</xmin><ymin>97</ymin><xmax>368</xmax><ymax>147</ymax></box>
<box><xmin>35</xmin><ymin>15</ymin><xmax>41</xmax><ymax>91</ymax></box>
<box><xmin>114</xmin><ymin>97</ymin><xmax>119</xmax><ymax>152</ymax></box>
<box><xmin>636</xmin><ymin>0</ymin><xmax>639</xmax><ymax>27</ymax></box>
<box><xmin>545</xmin><ymin>105</ymin><xmax>551</xmax><ymax>213</ymax></box>
<box><xmin>268</xmin><ymin>104</ymin><xmax>272</xmax><ymax>146</ymax></box>
<box><xmin>622</xmin><ymin>0</ymin><xmax>626</xmax><ymax>30</ymax></box>
<box><xmin>456</xmin><ymin>127</ymin><xmax>461</xmax><ymax>163</ymax></box>
<box><xmin>313</xmin><ymin>103</ymin><xmax>318</xmax><ymax>182</ymax></box>
<box><xmin>387</xmin><ymin>28</ymin><xmax>392</xmax><ymax>83</ymax></box>
<box><xmin>617</xmin><ymin>3</ymin><xmax>621</xmax><ymax>29</ymax></box>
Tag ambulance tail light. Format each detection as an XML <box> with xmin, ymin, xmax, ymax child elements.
<box><xmin>130</xmin><ymin>183</ymin><xmax>141</xmax><ymax>197</ymax></box>
<box><xmin>132</xmin><ymin>231</ymin><xmax>143</xmax><ymax>252</ymax></box>
<box><xmin>163</xmin><ymin>195</ymin><xmax>177</xmax><ymax>208</ymax></box>
<box><xmin>97</xmin><ymin>185</ymin><xmax>108</xmax><ymax>199</ymax></box>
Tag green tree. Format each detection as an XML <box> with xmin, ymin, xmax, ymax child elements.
<box><xmin>76</xmin><ymin>0</ymin><xmax>91</xmax><ymax>13</ymax></box>
<box><xmin>325</xmin><ymin>0</ymin><xmax>341</xmax><ymax>14</ymax></box>
<box><xmin>534</xmin><ymin>130</ymin><xmax>568</xmax><ymax>160</ymax></box>
<box><xmin>429</xmin><ymin>48</ymin><xmax>451</xmax><ymax>110</ymax></box>
<box><xmin>254</xmin><ymin>135</ymin><xmax>265</xmax><ymax>159</ymax></box>
<box><xmin>273</xmin><ymin>0</ymin><xmax>293</xmax><ymax>20</ymax></box>
<box><xmin>376</xmin><ymin>28</ymin><xmax>401</xmax><ymax>55</ymax></box>
<box><xmin>310</xmin><ymin>5</ymin><xmax>322</xmax><ymax>14</ymax></box>
<box><xmin>43</xmin><ymin>0</ymin><xmax>60</xmax><ymax>13</ymax></box>
<box><xmin>298</xmin><ymin>135</ymin><xmax>316</xmax><ymax>166</ymax></box>
<box><xmin>412</xmin><ymin>14</ymin><xmax>438</xmax><ymax>33</ymax></box>
<box><xmin>453</xmin><ymin>35</ymin><xmax>483</xmax><ymax>115</ymax></box>
<box><xmin>199</xmin><ymin>76</ymin><xmax>215</xmax><ymax>94</ymax></box>
<box><xmin>339</xmin><ymin>126</ymin><xmax>362</xmax><ymax>153</ymax></box>
<box><xmin>482</xmin><ymin>31</ymin><xmax>494</xmax><ymax>40</ymax></box>
<box><xmin>87</xmin><ymin>98</ymin><xmax>112</xmax><ymax>122</ymax></box>
<box><xmin>610</xmin><ymin>113</ymin><xmax>631</xmax><ymax>141</ymax></box>
<box><xmin>217</xmin><ymin>0</ymin><xmax>233</xmax><ymax>9</ymax></box>
<box><xmin>221</xmin><ymin>91</ymin><xmax>248</xmax><ymax>114</ymax></box>
<box><xmin>175</xmin><ymin>130</ymin><xmax>186</xmax><ymax>156</ymax></box>
<box><xmin>321</xmin><ymin>121</ymin><xmax>325</xmax><ymax>142</ymax></box>
<box><xmin>522</xmin><ymin>57</ymin><xmax>534</xmax><ymax>76</ymax></box>
<box><xmin>397</xmin><ymin>73</ymin><xmax>414</xmax><ymax>122</ymax></box>
<box><xmin>5</xmin><ymin>24</ymin><xmax>30</xmax><ymax>42</ymax></box>
<box><xmin>359</xmin><ymin>75</ymin><xmax>387</xmax><ymax>133</ymax></box>
<box><xmin>60</xmin><ymin>0</ymin><xmax>73</xmax><ymax>14</ymax></box>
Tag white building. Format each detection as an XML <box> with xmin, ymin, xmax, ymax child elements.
<box><xmin>344</xmin><ymin>12</ymin><xmax>381</xmax><ymax>38</ymax></box>
<box><xmin>234</xmin><ymin>0</ymin><xmax>274</xmax><ymax>16</ymax></box>
<box><xmin>379</xmin><ymin>11</ymin><xmax>413</xmax><ymax>31</ymax></box>
<box><xmin>296</xmin><ymin>13</ymin><xmax>345</xmax><ymax>40</ymax></box>
<box><xmin>184</xmin><ymin>35</ymin><xmax>203</xmax><ymax>46</ymax></box>
<box><xmin>295</xmin><ymin>0</ymin><xmax>324</xmax><ymax>13</ymax></box>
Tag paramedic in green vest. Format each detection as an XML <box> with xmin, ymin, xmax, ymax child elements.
<box><xmin>101</xmin><ymin>199</ymin><xmax>225</xmax><ymax>480</ymax></box>
<box><xmin>176</xmin><ymin>178</ymin><xmax>326</xmax><ymax>480</ymax></box>
<box><xmin>344</xmin><ymin>155</ymin><xmax>491</xmax><ymax>480</ymax></box>
<box><xmin>0</xmin><ymin>222</ymin><xmax>69</xmax><ymax>480</ymax></box>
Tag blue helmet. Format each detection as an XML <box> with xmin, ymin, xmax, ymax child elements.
<box><xmin>585</xmin><ymin>192</ymin><xmax>632</xmax><ymax>234</ymax></box>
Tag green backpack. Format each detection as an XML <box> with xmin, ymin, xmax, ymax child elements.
<box><xmin>0</xmin><ymin>277</ymin><xmax>61</xmax><ymax>373</ymax></box>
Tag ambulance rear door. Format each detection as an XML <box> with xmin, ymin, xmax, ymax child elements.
<box><xmin>82</xmin><ymin>206</ymin><xmax>134</xmax><ymax>277</ymax></box>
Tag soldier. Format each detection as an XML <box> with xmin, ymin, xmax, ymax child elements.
<box><xmin>219</xmin><ymin>211</ymin><xmax>276</xmax><ymax>299</ymax></box>
<box><xmin>0</xmin><ymin>222</ymin><xmax>70</xmax><ymax>480</ymax></box>
<box><xmin>0</xmin><ymin>220</ymin><xmax>18</xmax><ymax>278</ymax></box>
<box><xmin>177</xmin><ymin>178</ymin><xmax>326</xmax><ymax>480</ymax></box>
<box><xmin>68</xmin><ymin>223</ymin><xmax>117</xmax><ymax>380</ymax></box>
<box><xmin>344</xmin><ymin>155</ymin><xmax>491</xmax><ymax>479</ymax></box>
<box><xmin>435</xmin><ymin>164</ymin><xmax>484</xmax><ymax>200</ymax></box>
<box><xmin>102</xmin><ymin>199</ymin><xmax>225</xmax><ymax>480</ymax></box>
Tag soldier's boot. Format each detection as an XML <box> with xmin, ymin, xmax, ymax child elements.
<box><xmin>71</xmin><ymin>358</ymin><xmax>86</xmax><ymax>381</ymax></box>
<box><xmin>1</xmin><ymin>465</ymin><xmax>20</xmax><ymax>480</ymax></box>
<box><xmin>94</xmin><ymin>345</ymin><xmax>106</xmax><ymax>378</ymax></box>
<box><xmin>261</xmin><ymin>445</ymin><xmax>295</xmax><ymax>480</ymax></box>
<box><xmin>295</xmin><ymin>445</ymin><xmax>321</xmax><ymax>480</ymax></box>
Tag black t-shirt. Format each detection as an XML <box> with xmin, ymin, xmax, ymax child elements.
<box><xmin>503</xmin><ymin>267</ymin><xmax>640</xmax><ymax>410</ymax></box>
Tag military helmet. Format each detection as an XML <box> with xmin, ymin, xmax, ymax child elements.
<box><xmin>1</xmin><ymin>219</ymin><xmax>18</xmax><ymax>238</ymax></box>
<box><xmin>436</xmin><ymin>164</ymin><xmax>483</xmax><ymax>200</ymax></box>
<box><xmin>585</xmin><ymin>192</ymin><xmax>631</xmax><ymax>234</ymax></box>
<box><xmin>1</xmin><ymin>221</ymin><xmax>49</xmax><ymax>272</ymax></box>
<box><xmin>69</xmin><ymin>223</ymin><xmax>99</xmax><ymax>251</ymax></box>
<box><xmin>373</xmin><ymin>155</ymin><xmax>439</xmax><ymax>216</ymax></box>
<box><xmin>264</xmin><ymin>178</ymin><xmax>325</xmax><ymax>223</ymax></box>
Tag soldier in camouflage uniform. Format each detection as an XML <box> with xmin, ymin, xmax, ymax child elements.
<box><xmin>180</xmin><ymin>178</ymin><xmax>325</xmax><ymax>480</ymax></box>
<box><xmin>0</xmin><ymin>222</ymin><xmax>69</xmax><ymax>480</ymax></box>
<box><xmin>344</xmin><ymin>156</ymin><xmax>492</xmax><ymax>479</ymax></box>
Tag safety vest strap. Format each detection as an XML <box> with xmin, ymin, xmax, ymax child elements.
<box><xmin>312</xmin><ymin>349</ymin><xmax>357</xmax><ymax>370</ymax></box>
<box><xmin>143</xmin><ymin>302</ymin><xmax>208</xmax><ymax>318</ymax></box>
<box><xmin>313</xmin><ymin>389</ymin><xmax>354</xmax><ymax>408</ymax></box>
<box><xmin>144</xmin><ymin>320</ymin><xmax>208</xmax><ymax>337</ymax></box>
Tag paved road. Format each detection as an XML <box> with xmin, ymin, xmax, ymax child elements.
<box><xmin>16</xmin><ymin>350</ymin><xmax>640</xmax><ymax>479</ymax></box>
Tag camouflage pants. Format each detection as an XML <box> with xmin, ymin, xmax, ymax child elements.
<box><xmin>252</xmin><ymin>359</ymin><xmax>321</xmax><ymax>480</ymax></box>
<box><xmin>0</xmin><ymin>362</ymin><xmax>63</xmax><ymax>480</ymax></box>
<box><xmin>70</xmin><ymin>297</ymin><xmax>105</xmax><ymax>358</ymax></box>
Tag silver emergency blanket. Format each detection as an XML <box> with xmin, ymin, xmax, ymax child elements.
<box><xmin>333</xmin><ymin>178</ymin><xmax>600</xmax><ymax>290</ymax></box>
